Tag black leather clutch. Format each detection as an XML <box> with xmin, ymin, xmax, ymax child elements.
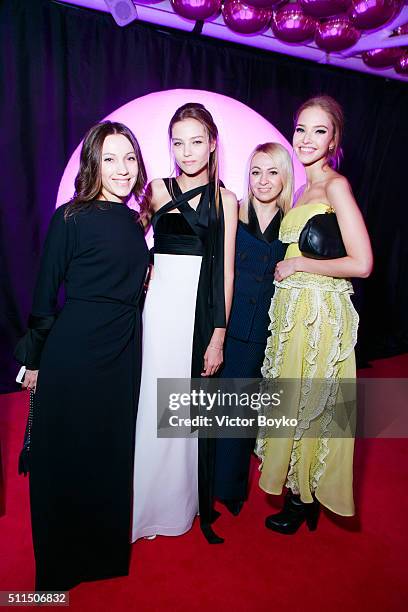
<box><xmin>299</xmin><ymin>209</ymin><xmax>347</xmax><ymax>259</ymax></box>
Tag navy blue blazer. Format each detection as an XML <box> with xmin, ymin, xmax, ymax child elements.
<box><xmin>227</xmin><ymin>221</ymin><xmax>287</xmax><ymax>344</ymax></box>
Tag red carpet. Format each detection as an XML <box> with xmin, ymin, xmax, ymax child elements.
<box><xmin>1</xmin><ymin>355</ymin><xmax>407</xmax><ymax>611</ymax></box>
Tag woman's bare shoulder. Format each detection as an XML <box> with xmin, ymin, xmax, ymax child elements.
<box><xmin>220</xmin><ymin>186</ymin><xmax>238</xmax><ymax>206</ymax></box>
<box><xmin>325</xmin><ymin>174</ymin><xmax>352</xmax><ymax>198</ymax></box>
<box><xmin>149</xmin><ymin>178</ymin><xmax>171</xmax><ymax>211</ymax></box>
<box><xmin>149</xmin><ymin>178</ymin><xmax>168</xmax><ymax>196</ymax></box>
<box><xmin>238</xmin><ymin>200</ymin><xmax>248</xmax><ymax>222</ymax></box>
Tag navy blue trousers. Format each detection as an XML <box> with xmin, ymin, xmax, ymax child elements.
<box><xmin>214</xmin><ymin>336</ymin><xmax>266</xmax><ymax>501</ymax></box>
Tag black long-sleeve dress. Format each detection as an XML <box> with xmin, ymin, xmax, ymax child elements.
<box><xmin>15</xmin><ymin>201</ymin><xmax>149</xmax><ymax>591</ymax></box>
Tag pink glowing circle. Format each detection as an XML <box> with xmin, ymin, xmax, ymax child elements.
<box><xmin>57</xmin><ymin>89</ymin><xmax>305</xmax><ymax>244</ymax></box>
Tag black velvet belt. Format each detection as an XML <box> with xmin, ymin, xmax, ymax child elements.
<box><xmin>154</xmin><ymin>234</ymin><xmax>203</xmax><ymax>256</ymax></box>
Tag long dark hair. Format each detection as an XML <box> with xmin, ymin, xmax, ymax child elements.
<box><xmin>64</xmin><ymin>121</ymin><xmax>147</xmax><ymax>220</ymax></box>
<box><xmin>168</xmin><ymin>102</ymin><xmax>221</xmax><ymax>212</ymax></box>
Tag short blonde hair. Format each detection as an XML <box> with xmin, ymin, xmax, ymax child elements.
<box><xmin>243</xmin><ymin>142</ymin><xmax>294</xmax><ymax>215</ymax></box>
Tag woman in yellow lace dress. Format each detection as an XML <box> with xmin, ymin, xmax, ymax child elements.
<box><xmin>256</xmin><ymin>96</ymin><xmax>373</xmax><ymax>533</ymax></box>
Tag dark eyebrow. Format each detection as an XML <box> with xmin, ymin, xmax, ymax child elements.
<box><xmin>103</xmin><ymin>151</ymin><xmax>135</xmax><ymax>156</ymax></box>
<box><xmin>296</xmin><ymin>123</ymin><xmax>328</xmax><ymax>129</ymax></box>
<box><xmin>251</xmin><ymin>165</ymin><xmax>278</xmax><ymax>170</ymax></box>
<box><xmin>172</xmin><ymin>136</ymin><xmax>204</xmax><ymax>140</ymax></box>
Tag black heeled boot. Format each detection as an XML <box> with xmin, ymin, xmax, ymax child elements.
<box><xmin>265</xmin><ymin>491</ymin><xmax>320</xmax><ymax>535</ymax></box>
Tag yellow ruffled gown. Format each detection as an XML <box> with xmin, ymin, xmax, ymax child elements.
<box><xmin>256</xmin><ymin>203</ymin><xmax>359</xmax><ymax>516</ymax></box>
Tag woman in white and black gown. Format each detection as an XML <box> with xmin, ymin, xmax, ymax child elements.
<box><xmin>132</xmin><ymin>103</ymin><xmax>237</xmax><ymax>544</ymax></box>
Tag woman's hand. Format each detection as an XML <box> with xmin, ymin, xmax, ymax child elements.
<box><xmin>274</xmin><ymin>258</ymin><xmax>299</xmax><ymax>282</ymax></box>
<box><xmin>22</xmin><ymin>369</ymin><xmax>38</xmax><ymax>392</ymax></box>
<box><xmin>202</xmin><ymin>345</ymin><xmax>223</xmax><ymax>377</ymax></box>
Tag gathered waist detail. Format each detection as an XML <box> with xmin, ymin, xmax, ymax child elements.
<box><xmin>65</xmin><ymin>297</ymin><xmax>140</xmax><ymax>309</ymax></box>
<box><xmin>275</xmin><ymin>272</ymin><xmax>353</xmax><ymax>294</ymax></box>
<box><xmin>154</xmin><ymin>234</ymin><xmax>203</xmax><ymax>256</ymax></box>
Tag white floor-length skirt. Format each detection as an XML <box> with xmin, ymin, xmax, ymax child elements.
<box><xmin>132</xmin><ymin>253</ymin><xmax>202</xmax><ymax>541</ymax></box>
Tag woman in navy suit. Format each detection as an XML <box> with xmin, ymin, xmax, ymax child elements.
<box><xmin>214</xmin><ymin>143</ymin><xmax>293</xmax><ymax>515</ymax></box>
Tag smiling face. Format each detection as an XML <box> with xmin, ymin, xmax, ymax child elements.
<box><xmin>100</xmin><ymin>133</ymin><xmax>138</xmax><ymax>202</ymax></box>
<box><xmin>249</xmin><ymin>151</ymin><xmax>284</xmax><ymax>205</ymax></box>
<box><xmin>293</xmin><ymin>106</ymin><xmax>335</xmax><ymax>168</ymax></box>
<box><xmin>171</xmin><ymin>117</ymin><xmax>215</xmax><ymax>178</ymax></box>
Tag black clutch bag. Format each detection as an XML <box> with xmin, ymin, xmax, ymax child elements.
<box><xmin>298</xmin><ymin>208</ymin><xmax>347</xmax><ymax>259</ymax></box>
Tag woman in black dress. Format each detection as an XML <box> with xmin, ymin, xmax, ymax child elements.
<box><xmin>15</xmin><ymin>122</ymin><xmax>149</xmax><ymax>590</ymax></box>
<box><xmin>214</xmin><ymin>143</ymin><xmax>293</xmax><ymax>515</ymax></box>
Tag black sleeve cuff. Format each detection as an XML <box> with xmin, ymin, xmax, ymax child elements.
<box><xmin>14</xmin><ymin>314</ymin><xmax>57</xmax><ymax>369</ymax></box>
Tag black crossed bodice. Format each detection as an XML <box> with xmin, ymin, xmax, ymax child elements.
<box><xmin>152</xmin><ymin>178</ymin><xmax>209</xmax><ymax>256</ymax></box>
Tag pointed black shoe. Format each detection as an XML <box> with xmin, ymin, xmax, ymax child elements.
<box><xmin>210</xmin><ymin>508</ymin><xmax>221</xmax><ymax>523</ymax></box>
<box><xmin>222</xmin><ymin>500</ymin><xmax>244</xmax><ymax>516</ymax></box>
<box><xmin>265</xmin><ymin>491</ymin><xmax>320</xmax><ymax>535</ymax></box>
<box><xmin>201</xmin><ymin>524</ymin><xmax>224</xmax><ymax>544</ymax></box>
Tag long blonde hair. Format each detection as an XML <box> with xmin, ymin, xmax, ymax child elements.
<box><xmin>242</xmin><ymin>142</ymin><xmax>293</xmax><ymax>217</ymax></box>
<box><xmin>294</xmin><ymin>95</ymin><xmax>344</xmax><ymax>169</ymax></box>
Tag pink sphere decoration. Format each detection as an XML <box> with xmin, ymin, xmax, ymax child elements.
<box><xmin>362</xmin><ymin>47</ymin><xmax>405</xmax><ymax>67</ymax></box>
<box><xmin>245</xmin><ymin>0</ymin><xmax>285</xmax><ymax>7</ymax></box>
<box><xmin>300</xmin><ymin>0</ymin><xmax>351</xmax><ymax>18</ymax></box>
<box><xmin>170</xmin><ymin>0</ymin><xmax>221</xmax><ymax>20</ymax></box>
<box><xmin>395</xmin><ymin>52</ymin><xmax>408</xmax><ymax>74</ymax></box>
<box><xmin>349</xmin><ymin>0</ymin><xmax>402</xmax><ymax>31</ymax></box>
<box><xmin>315</xmin><ymin>16</ymin><xmax>361</xmax><ymax>51</ymax></box>
<box><xmin>222</xmin><ymin>0</ymin><xmax>273</xmax><ymax>35</ymax></box>
<box><xmin>272</xmin><ymin>2</ymin><xmax>317</xmax><ymax>43</ymax></box>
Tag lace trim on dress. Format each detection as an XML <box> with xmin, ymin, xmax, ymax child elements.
<box><xmin>276</xmin><ymin>272</ymin><xmax>354</xmax><ymax>294</ymax></box>
<box><xmin>255</xmin><ymin>286</ymin><xmax>301</xmax><ymax>461</ymax></box>
<box><xmin>261</xmin><ymin>287</ymin><xmax>301</xmax><ymax>379</ymax></box>
<box><xmin>279</xmin><ymin>226</ymin><xmax>309</xmax><ymax>244</ymax></box>
<box><xmin>286</xmin><ymin>293</ymin><xmax>359</xmax><ymax>493</ymax></box>
<box><xmin>256</xmin><ymin>284</ymin><xmax>359</xmax><ymax>495</ymax></box>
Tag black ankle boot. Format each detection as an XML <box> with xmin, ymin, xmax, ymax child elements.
<box><xmin>265</xmin><ymin>491</ymin><xmax>320</xmax><ymax>535</ymax></box>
